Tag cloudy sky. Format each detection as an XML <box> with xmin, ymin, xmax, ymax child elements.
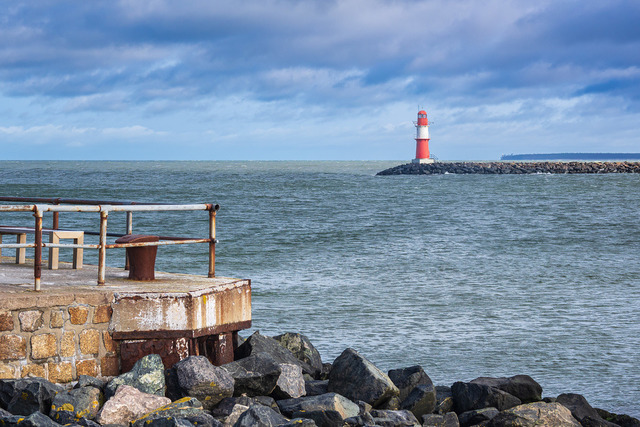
<box><xmin>1</xmin><ymin>0</ymin><xmax>639</xmax><ymax>160</ymax></box>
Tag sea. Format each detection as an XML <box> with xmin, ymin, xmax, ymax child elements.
<box><xmin>1</xmin><ymin>160</ymin><xmax>639</xmax><ymax>417</ymax></box>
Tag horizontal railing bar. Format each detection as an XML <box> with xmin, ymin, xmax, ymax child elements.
<box><xmin>0</xmin><ymin>205</ymin><xmax>36</xmax><ymax>212</ymax></box>
<box><xmin>106</xmin><ymin>239</ymin><xmax>213</xmax><ymax>249</ymax></box>
<box><xmin>0</xmin><ymin>196</ymin><xmax>168</xmax><ymax>206</ymax></box>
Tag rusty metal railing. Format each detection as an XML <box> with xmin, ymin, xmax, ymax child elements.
<box><xmin>0</xmin><ymin>197</ymin><xmax>219</xmax><ymax>291</ymax></box>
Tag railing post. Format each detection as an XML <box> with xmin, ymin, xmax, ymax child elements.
<box><xmin>98</xmin><ymin>210</ymin><xmax>108</xmax><ymax>285</ymax></box>
<box><xmin>208</xmin><ymin>207</ymin><xmax>216</xmax><ymax>278</ymax></box>
<box><xmin>34</xmin><ymin>209</ymin><xmax>43</xmax><ymax>291</ymax></box>
<box><xmin>124</xmin><ymin>211</ymin><xmax>133</xmax><ymax>270</ymax></box>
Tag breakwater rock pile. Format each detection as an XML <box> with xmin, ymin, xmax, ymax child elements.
<box><xmin>377</xmin><ymin>161</ymin><xmax>640</xmax><ymax>175</ymax></box>
<box><xmin>1</xmin><ymin>331</ymin><xmax>638</xmax><ymax>427</ymax></box>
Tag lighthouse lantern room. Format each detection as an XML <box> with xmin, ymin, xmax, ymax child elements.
<box><xmin>412</xmin><ymin>110</ymin><xmax>434</xmax><ymax>164</ymax></box>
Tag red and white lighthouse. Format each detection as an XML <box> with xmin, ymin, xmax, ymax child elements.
<box><xmin>413</xmin><ymin>110</ymin><xmax>434</xmax><ymax>164</ymax></box>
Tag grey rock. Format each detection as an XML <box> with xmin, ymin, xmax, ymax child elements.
<box><xmin>235</xmin><ymin>332</ymin><xmax>314</xmax><ymax>377</ymax></box>
<box><xmin>319</xmin><ymin>363</ymin><xmax>332</xmax><ymax>381</ymax></box>
<box><xmin>66</xmin><ymin>418</ymin><xmax>102</xmax><ymax>427</ymax></box>
<box><xmin>165</xmin><ymin>366</ymin><xmax>185</xmax><ymax>401</ymax></box>
<box><xmin>556</xmin><ymin>393</ymin><xmax>600</xmax><ymax>422</ymax></box>
<box><xmin>272</xmin><ymin>332</ymin><xmax>323</xmax><ymax>378</ymax></box>
<box><xmin>327</xmin><ymin>348</ymin><xmax>399</xmax><ymax>408</ymax></box>
<box><xmin>458</xmin><ymin>407</ymin><xmax>499</xmax><ymax>427</ymax></box>
<box><xmin>131</xmin><ymin>397</ymin><xmax>206</xmax><ymax>427</ymax></box>
<box><xmin>96</xmin><ymin>384</ymin><xmax>170</xmax><ymax>426</ymax></box>
<box><xmin>225</xmin><ymin>404</ymin><xmax>249</xmax><ymax>427</ymax></box>
<box><xmin>232</xmin><ymin>404</ymin><xmax>288</xmax><ymax>427</ymax></box>
<box><xmin>182</xmin><ymin>412</ymin><xmax>221</xmax><ymax>427</ymax></box>
<box><xmin>272</xmin><ymin>363</ymin><xmax>305</xmax><ymax>400</ymax></box>
<box><xmin>50</xmin><ymin>386</ymin><xmax>103</xmax><ymax>424</ymax></box>
<box><xmin>470</xmin><ymin>375</ymin><xmax>542</xmax><ymax>403</ymax></box>
<box><xmin>4</xmin><ymin>378</ymin><xmax>63</xmax><ymax>416</ymax></box>
<box><xmin>212</xmin><ymin>396</ymin><xmax>280</xmax><ymax>418</ymax></box>
<box><xmin>11</xmin><ymin>411</ymin><xmax>63</xmax><ymax>427</ymax></box>
<box><xmin>304</xmin><ymin>380</ymin><xmax>328</xmax><ymax>397</ymax></box>
<box><xmin>378</xmin><ymin>395</ymin><xmax>401</xmax><ymax>410</ymax></box>
<box><xmin>581</xmin><ymin>416</ymin><xmax>623</xmax><ymax>427</ymax></box>
<box><xmin>222</xmin><ymin>353</ymin><xmax>281</xmax><ymax>397</ymax></box>
<box><xmin>74</xmin><ymin>376</ymin><xmax>106</xmax><ymax>391</ymax></box>
<box><xmin>400</xmin><ymin>383</ymin><xmax>436</xmax><ymax>419</ymax></box>
<box><xmin>435</xmin><ymin>386</ymin><xmax>454</xmax><ymax>415</ymax></box>
<box><xmin>278</xmin><ymin>419</ymin><xmax>317</xmax><ymax>427</ymax></box>
<box><xmin>422</xmin><ymin>412</ymin><xmax>460</xmax><ymax>427</ymax></box>
<box><xmin>369</xmin><ymin>409</ymin><xmax>421</xmax><ymax>426</ymax></box>
<box><xmin>174</xmin><ymin>356</ymin><xmax>235</xmax><ymax>409</ymax></box>
<box><xmin>132</xmin><ymin>418</ymin><xmax>198</xmax><ymax>427</ymax></box>
<box><xmin>277</xmin><ymin>392</ymin><xmax>360</xmax><ymax>427</ymax></box>
<box><xmin>451</xmin><ymin>381</ymin><xmax>521</xmax><ymax>413</ymax></box>
<box><xmin>344</xmin><ymin>412</ymin><xmax>376</xmax><ymax>426</ymax></box>
<box><xmin>595</xmin><ymin>408</ymin><xmax>640</xmax><ymax>427</ymax></box>
<box><xmin>388</xmin><ymin>365</ymin><xmax>433</xmax><ymax>402</ymax></box>
<box><xmin>487</xmin><ymin>401</ymin><xmax>581</xmax><ymax>427</ymax></box>
<box><xmin>105</xmin><ymin>354</ymin><xmax>166</xmax><ymax>400</ymax></box>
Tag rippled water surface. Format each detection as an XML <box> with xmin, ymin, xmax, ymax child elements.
<box><xmin>2</xmin><ymin>161</ymin><xmax>639</xmax><ymax>416</ymax></box>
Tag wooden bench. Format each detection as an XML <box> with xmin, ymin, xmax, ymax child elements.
<box><xmin>0</xmin><ymin>226</ymin><xmax>84</xmax><ymax>269</ymax></box>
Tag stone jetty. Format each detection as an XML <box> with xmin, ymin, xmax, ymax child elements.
<box><xmin>0</xmin><ymin>331</ymin><xmax>638</xmax><ymax>427</ymax></box>
<box><xmin>377</xmin><ymin>161</ymin><xmax>640</xmax><ymax>176</ymax></box>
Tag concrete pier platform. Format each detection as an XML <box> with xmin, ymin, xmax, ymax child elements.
<box><xmin>0</xmin><ymin>257</ymin><xmax>251</xmax><ymax>380</ymax></box>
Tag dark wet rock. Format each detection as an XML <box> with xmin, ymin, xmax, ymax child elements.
<box><xmin>319</xmin><ymin>363</ymin><xmax>332</xmax><ymax>381</ymax></box>
<box><xmin>235</xmin><ymin>331</ymin><xmax>314</xmax><ymax>377</ymax></box>
<box><xmin>458</xmin><ymin>407</ymin><xmax>499</xmax><ymax>427</ymax></box>
<box><xmin>273</xmin><ymin>332</ymin><xmax>323</xmax><ymax>378</ymax></box>
<box><xmin>388</xmin><ymin>365</ymin><xmax>433</xmax><ymax>402</ymax></box>
<box><xmin>165</xmin><ymin>366</ymin><xmax>185</xmax><ymax>402</ymax></box>
<box><xmin>224</xmin><ymin>404</ymin><xmax>249</xmax><ymax>426</ymax></box>
<box><xmin>131</xmin><ymin>417</ymin><xmax>198</xmax><ymax>427</ymax></box>
<box><xmin>581</xmin><ymin>416</ymin><xmax>623</xmax><ymax>427</ymax></box>
<box><xmin>400</xmin><ymin>383</ymin><xmax>437</xmax><ymax>419</ymax></box>
<box><xmin>556</xmin><ymin>393</ymin><xmax>601</xmax><ymax>422</ymax></box>
<box><xmin>327</xmin><ymin>348</ymin><xmax>399</xmax><ymax>408</ymax></box>
<box><xmin>279</xmin><ymin>418</ymin><xmax>318</xmax><ymax>427</ymax></box>
<box><xmin>451</xmin><ymin>381</ymin><xmax>521</xmax><ymax>414</ymax></box>
<box><xmin>487</xmin><ymin>401</ymin><xmax>581</xmax><ymax>427</ymax></box>
<box><xmin>435</xmin><ymin>386</ymin><xmax>454</xmax><ymax>415</ymax></box>
<box><xmin>470</xmin><ymin>375</ymin><xmax>542</xmax><ymax>403</ymax></box>
<box><xmin>277</xmin><ymin>392</ymin><xmax>359</xmax><ymax>427</ymax></box>
<box><xmin>369</xmin><ymin>409</ymin><xmax>421</xmax><ymax>426</ymax></box>
<box><xmin>221</xmin><ymin>352</ymin><xmax>281</xmax><ymax>397</ymax></box>
<box><xmin>344</xmin><ymin>412</ymin><xmax>377</xmax><ymax>426</ymax></box>
<box><xmin>3</xmin><ymin>411</ymin><xmax>63</xmax><ymax>427</ymax></box>
<box><xmin>378</xmin><ymin>395</ymin><xmax>401</xmax><ymax>410</ymax></box>
<box><xmin>50</xmin><ymin>386</ymin><xmax>103</xmax><ymax>424</ymax></box>
<box><xmin>272</xmin><ymin>363</ymin><xmax>305</xmax><ymax>400</ymax></box>
<box><xmin>304</xmin><ymin>380</ymin><xmax>328</xmax><ymax>396</ymax></box>
<box><xmin>233</xmin><ymin>404</ymin><xmax>288</xmax><ymax>427</ymax></box>
<box><xmin>596</xmin><ymin>408</ymin><xmax>640</xmax><ymax>427</ymax></box>
<box><xmin>65</xmin><ymin>418</ymin><xmax>102</xmax><ymax>427</ymax></box>
<box><xmin>131</xmin><ymin>397</ymin><xmax>206</xmax><ymax>427</ymax></box>
<box><xmin>96</xmin><ymin>384</ymin><xmax>170</xmax><ymax>426</ymax></box>
<box><xmin>74</xmin><ymin>376</ymin><xmax>106</xmax><ymax>391</ymax></box>
<box><xmin>173</xmin><ymin>356</ymin><xmax>235</xmax><ymax>409</ymax></box>
<box><xmin>3</xmin><ymin>378</ymin><xmax>62</xmax><ymax>416</ymax></box>
<box><xmin>422</xmin><ymin>412</ymin><xmax>460</xmax><ymax>427</ymax></box>
<box><xmin>105</xmin><ymin>354</ymin><xmax>165</xmax><ymax>400</ymax></box>
<box><xmin>210</xmin><ymin>396</ymin><xmax>280</xmax><ymax>418</ymax></box>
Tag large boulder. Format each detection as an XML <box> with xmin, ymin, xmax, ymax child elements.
<box><xmin>273</xmin><ymin>332</ymin><xmax>323</xmax><ymax>378</ymax></box>
<box><xmin>173</xmin><ymin>356</ymin><xmax>235</xmax><ymax>409</ymax></box>
<box><xmin>451</xmin><ymin>381</ymin><xmax>521</xmax><ymax>413</ymax></box>
<box><xmin>369</xmin><ymin>409</ymin><xmax>421</xmax><ymax>426</ymax></box>
<box><xmin>50</xmin><ymin>386</ymin><xmax>103</xmax><ymax>424</ymax></box>
<box><xmin>105</xmin><ymin>354</ymin><xmax>165</xmax><ymax>399</ymax></box>
<box><xmin>96</xmin><ymin>385</ymin><xmax>170</xmax><ymax>426</ymax></box>
<box><xmin>556</xmin><ymin>393</ymin><xmax>600</xmax><ymax>422</ymax></box>
<box><xmin>3</xmin><ymin>378</ymin><xmax>62</xmax><ymax>416</ymax></box>
<box><xmin>327</xmin><ymin>348</ymin><xmax>399</xmax><ymax>408</ymax></box>
<box><xmin>233</xmin><ymin>404</ymin><xmax>289</xmax><ymax>427</ymax></box>
<box><xmin>272</xmin><ymin>363</ymin><xmax>305</xmax><ymax>400</ymax></box>
<box><xmin>422</xmin><ymin>412</ymin><xmax>460</xmax><ymax>427</ymax></box>
<box><xmin>388</xmin><ymin>366</ymin><xmax>433</xmax><ymax>402</ymax></box>
<box><xmin>487</xmin><ymin>401</ymin><xmax>581</xmax><ymax>427</ymax></box>
<box><xmin>131</xmin><ymin>397</ymin><xmax>210</xmax><ymax>427</ymax></box>
<box><xmin>470</xmin><ymin>375</ymin><xmax>542</xmax><ymax>403</ymax></box>
<box><xmin>400</xmin><ymin>383</ymin><xmax>436</xmax><ymax>419</ymax></box>
<box><xmin>458</xmin><ymin>407</ymin><xmax>499</xmax><ymax>427</ymax></box>
<box><xmin>221</xmin><ymin>353</ymin><xmax>281</xmax><ymax>396</ymax></box>
<box><xmin>596</xmin><ymin>408</ymin><xmax>640</xmax><ymax>427</ymax></box>
<box><xmin>235</xmin><ymin>332</ymin><xmax>314</xmax><ymax>377</ymax></box>
<box><xmin>277</xmin><ymin>393</ymin><xmax>360</xmax><ymax>427</ymax></box>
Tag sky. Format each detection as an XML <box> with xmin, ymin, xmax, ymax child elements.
<box><xmin>0</xmin><ymin>0</ymin><xmax>639</xmax><ymax>161</ymax></box>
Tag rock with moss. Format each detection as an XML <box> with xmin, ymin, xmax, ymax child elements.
<box><xmin>131</xmin><ymin>397</ymin><xmax>208</xmax><ymax>427</ymax></box>
<box><xmin>105</xmin><ymin>354</ymin><xmax>166</xmax><ymax>399</ymax></box>
<box><xmin>173</xmin><ymin>356</ymin><xmax>234</xmax><ymax>410</ymax></box>
<box><xmin>273</xmin><ymin>332</ymin><xmax>323</xmax><ymax>378</ymax></box>
<box><xmin>49</xmin><ymin>386</ymin><xmax>103</xmax><ymax>424</ymax></box>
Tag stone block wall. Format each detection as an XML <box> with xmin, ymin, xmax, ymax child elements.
<box><xmin>0</xmin><ymin>293</ymin><xmax>119</xmax><ymax>382</ymax></box>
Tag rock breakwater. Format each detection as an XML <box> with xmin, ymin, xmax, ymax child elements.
<box><xmin>377</xmin><ymin>161</ymin><xmax>640</xmax><ymax>175</ymax></box>
<box><xmin>0</xmin><ymin>331</ymin><xmax>638</xmax><ymax>427</ymax></box>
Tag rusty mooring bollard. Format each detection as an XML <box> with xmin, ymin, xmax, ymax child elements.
<box><xmin>115</xmin><ymin>234</ymin><xmax>159</xmax><ymax>281</ymax></box>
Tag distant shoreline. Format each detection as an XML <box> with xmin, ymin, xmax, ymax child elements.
<box><xmin>377</xmin><ymin>161</ymin><xmax>640</xmax><ymax>175</ymax></box>
<box><xmin>500</xmin><ymin>153</ymin><xmax>640</xmax><ymax>161</ymax></box>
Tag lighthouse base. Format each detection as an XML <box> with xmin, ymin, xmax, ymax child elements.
<box><xmin>412</xmin><ymin>158</ymin><xmax>435</xmax><ymax>164</ymax></box>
